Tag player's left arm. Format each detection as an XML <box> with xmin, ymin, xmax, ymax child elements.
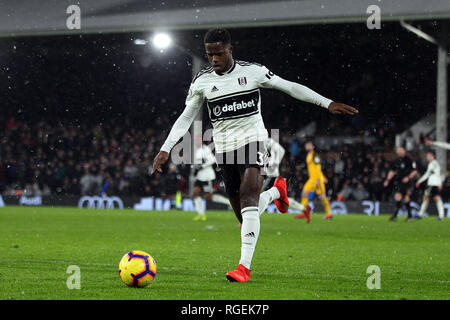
<box><xmin>257</xmin><ymin>67</ymin><xmax>358</xmax><ymax>115</ymax></box>
<box><xmin>416</xmin><ymin>164</ymin><xmax>431</xmax><ymax>187</ymax></box>
<box><xmin>407</xmin><ymin>160</ymin><xmax>418</xmax><ymax>181</ymax></box>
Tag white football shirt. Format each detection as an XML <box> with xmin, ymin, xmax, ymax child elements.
<box><xmin>418</xmin><ymin>159</ymin><xmax>442</xmax><ymax>187</ymax></box>
<box><xmin>161</xmin><ymin>59</ymin><xmax>332</xmax><ymax>154</ymax></box>
<box><xmin>188</xmin><ymin>60</ymin><xmax>277</xmax><ymax>153</ymax></box>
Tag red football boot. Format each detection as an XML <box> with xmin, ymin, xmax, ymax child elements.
<box><xmin>294</xmin><ymin>205</ymin><xmax>311</xmax><ymax>223</ymax></box>
<box><xmin>304</xmin><ymin>205</ymin><xmax>311</xmax><ymax>223</ymax></box>
<box><xmin>323</xmin><ymin>214</ymin><xmax>333</xmax><ymax>220</ymax></box>
<box><xmin>226</xmin><ymin>264</ymin><xmax>250</xmax><ymax>282</ymax></box>
<box><xmin>273</xmin><ymin>176</ymin><xmax>289</xmax><ymax>213</ymax></box>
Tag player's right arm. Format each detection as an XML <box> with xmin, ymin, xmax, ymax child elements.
<box><xmin>152</xmin><ymin>82</ymin><xmax>204</xmax><ymax>174</ymax></box>
<box><xmin>416</xmin><ymin>162</ymin><xmax>432</xmax><ymax>187</ymax></box>
<box><xmin>403</xmin><ymin>158</ymin><xmax>418</xmax><ymax>183</ymax></box>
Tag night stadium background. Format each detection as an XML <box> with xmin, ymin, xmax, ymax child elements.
<box><xmin>0</xmin><ymin>0</ymin><xmax>449</xmax><ymax>302</ymax></box>
<box><xmin>1</xmin><ymin>22</ymin><xmax>448</xmax><ymax>201</ymax></box>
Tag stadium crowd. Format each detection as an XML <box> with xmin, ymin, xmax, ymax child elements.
<box><xmin>1</xmin><ymin>114</ymin><xmax>448</xmax><ymax>202</ymax></box>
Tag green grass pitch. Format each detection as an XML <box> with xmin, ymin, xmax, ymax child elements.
<box><xmin>0</xmin><ymin>206</ymin><xmax>448</xmax><ymax>300</ymax></box>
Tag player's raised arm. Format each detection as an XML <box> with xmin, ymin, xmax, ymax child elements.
<box><xmin>256</xmin><ymin>66</ymin><xmax>358</xmax><ymax>115</ymax></box>
<box><xmin>425</xmin><ymin>137</ymin><xmax>450</xmax><ymax>150</ymax></box>
<box><xmin>152</xmin><ymin>84</ymin><xmax>204</xmax><ymax>174</ymax></box>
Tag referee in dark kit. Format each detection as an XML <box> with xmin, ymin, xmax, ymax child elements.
<box><xmin>383</xmin><ymin>146</ymin><xmax>418</xmax><ymax>221</ymax></box>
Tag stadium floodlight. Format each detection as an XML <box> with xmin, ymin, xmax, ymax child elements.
<box><xmin>147</xmin><ymin>31</ymin><xmax>203</xmax><ymax>196</ymax></box>
<box><xmin>134</xmin><ymin>39</ymin><xmax>148</xmax><ymax>46</ymax></box>
<box><xmin>400</xmin><ymin>20</ymin><xmax>437</xmax><ymax>45</ymax></box>
<box><xmin>152</xmin><ymin>33</ymin><xmax>172</xmax><ymax>50</ymax></box>
<box><xmin>400</xmin><ymin>20</ymin><xmax>448</xmax><ymax>176</ymax></box>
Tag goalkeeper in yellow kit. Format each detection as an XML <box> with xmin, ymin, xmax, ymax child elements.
<box><xmin>294</xmin><ymin>141</ymin><xmax>332</xmax><ymax>221</ymax></box>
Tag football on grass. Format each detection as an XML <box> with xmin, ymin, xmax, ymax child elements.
<box><xmin>118</xmin><ymin>250</ymin><xmax>157</xmax><ymax>287</ymax></box>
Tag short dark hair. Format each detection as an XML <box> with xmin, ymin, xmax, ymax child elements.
<box><xmin>204</xmin><ymin>28</ymin><xmax>231</xmax><ymax>45</ymax></box>
<box><xmin>426</xmin><ymin>150</ymin><xmax>436</xmax><ymax>157</ymax></box>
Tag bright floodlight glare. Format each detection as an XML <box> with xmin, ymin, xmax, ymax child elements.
<box><xmin>152</xmin><ymin>33</ymin><xmax>172</xmax><ymax>49</ymax></box>
<box><xmin>134</xmin><ymin>39</ymin><xmax>148</xmax><ymax>46</ymax></box>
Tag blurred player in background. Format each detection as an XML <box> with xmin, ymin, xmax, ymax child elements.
<box><xmin>384</xmin><ymin>146</ymin><xmax>418</xmax><ymax>222</ymax></box>
<box><xmin>415</xmin><ymin>150</ymin><xmax>445</xmax><ymax>220</ymax></box>
<box><xmin>263</xmin><ymin>137</ymin><xmax>306</xmax><ymax>215</ymax></box>
<box><xmin>192</xmin><ymin>136</ymin><xmax>230</xmax><ymax>221</ymax></box>
<box><xmin>294</xmin><ymin>141</ymin><xmax>332</xmax><ymax>221</ymax></box>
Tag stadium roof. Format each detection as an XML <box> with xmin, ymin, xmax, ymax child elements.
<box><xmin>1</xmin><ymin>0</ymin><xmax>450</xmax><ymax>37</ymax></box>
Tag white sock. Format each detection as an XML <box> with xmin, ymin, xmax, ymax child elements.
<box><xmin>211</xmin><ymin>194</ymin><xmax>230</xmax><ymax>205</ymax></box>
<box><xmin>436</xmin><ymin>199</ymin><xmax>444</xmax><ymax>219</ymax></box>
<box><xmin>239</xmin><ymin>207</ymin><xmax>260</xmax><ymax>269</ymax></box>
<box><xmin>193</xmin><ymin>197</ymin><xmax>204</xmax><ymax>216</ymax></box>
<box><xmin>288</xmin><ymin>197</ymin><xmax>305</xmax><ymax>212</ymax></box>
<box><xmin>418</xmin><ymin>200</ymin><xmax>429</xmax><ymax>217</ymax></box>
<box><xmin>258</xmin><ymin>187</ymin><xmax>280</xmax><ymax>216</ymax></box>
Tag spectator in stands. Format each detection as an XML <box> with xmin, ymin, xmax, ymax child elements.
<box><xmin>337</xmin><ymin>179</ymin><xmax>353</xmax><ymax>201</ymax></box>
<box><xmin>80</xmin><ymin>169</ymin><xmax>95</xmax><ymax>195</ymax></box>
<box><xmin>353</xmin><ymin>182</ymin><xmax>369</xmax><ymax>201</ymax></box>
<box><xmin>0</xmin><ymin>114</ymin><xmax>434</xmax><ymax>205</ymax></box>
<box><xmin>405</xmin><ymin>130</ymin><xmax>415</xmax><ymax>152</ymax></box>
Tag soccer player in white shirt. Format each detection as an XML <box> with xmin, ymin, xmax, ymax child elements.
<box><xmin>261</xmin><ymin>138</ymin><xmax>285</xmax><ymax>190</ymax></box>
<box><xmin>192</xmin><ymin>135</ymin><xmax>230</xmax><ymax>221</ymax></box>
<box><xmin>152</xmin><ymin>28</ymin><xmax>358</xmax><ymax>282</ymax></box>
<box><xmin>416</xmin><ymin>150</ymin><xmax>445</xmax><ymax>220</ymax></box>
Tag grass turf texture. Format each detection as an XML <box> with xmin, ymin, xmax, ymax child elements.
<box><xmin>0</xmin><ymin>206</ymin><xmax>448</xmax><ymax>300</ymax></box>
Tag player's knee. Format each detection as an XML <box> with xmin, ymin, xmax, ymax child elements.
<box><xmin>193</xmin><ymin>187</ymin><xmax>201</xmax><ymax>197</ymax></box>
<box><xmin>239</xmin><ymin>186</ymin><xmax>260</xmax><ymax>207</ymax></box>
<box><xmin>204</xmin><ymin>193</ymin><xmax>212</xmax><ymax>201</ymax></box>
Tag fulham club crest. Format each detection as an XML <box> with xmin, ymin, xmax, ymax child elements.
<box><xmin>238</xmin><ymin>77</ymin><xmax>247</xmax><ymax>86</ymax></box>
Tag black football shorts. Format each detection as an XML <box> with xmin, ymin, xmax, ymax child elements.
<box><xmin>215</xmin><ymin>141</ymin><xmax>268</xmax><ymax>197</ymax></box>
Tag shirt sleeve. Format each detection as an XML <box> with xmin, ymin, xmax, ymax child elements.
<box><xmin>160</xmin><ymin>83</ymin><xmax>204</xmax><ymax>153</ymax></box>
<box><xmin>256</xmin><ymin>65</ymin><xmax>333</xmax><ymax>109</ymax></box>
<box><xmin>389</xmin><ymin>159</ymin><xmax>398</xmax><ymax>172</ymax></box>
<box><xmin>418</xmin><ymin>163</ymin><xmax>432</xmax><ymax>184</ymax></box>
<box><xmin>433</xmin><ymin>141</ymin><xmax>450</xmax><ymax>150</ymax></box>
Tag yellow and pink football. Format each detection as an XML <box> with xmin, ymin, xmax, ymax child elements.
<box><xmin>118</xmin><ymin>250</ymin><xmax>157</xmax><ymax>288</ymax></box>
